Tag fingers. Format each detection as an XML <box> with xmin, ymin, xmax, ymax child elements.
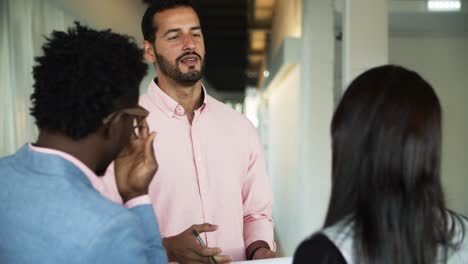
<box><xmin>213</xmin><ymin>254</ymin><xmax>233</xmax><ymax>263</ymax></box>
<box><xmin>130</xmin><ymin>124</ymin><xmax>138</xmax><ymax>140</ymax></box>
<box><xmin>190</xmin><ymin>247</ymin><xmax>231</xmax><ymax>264</ymax></box>
<box><xmin>194</xmin><ymin>244</ymin><xmax>222</xmax><ymax>257</ymax></box>
<box><xmin>137</xmin><ymin>117</ymin><xmax>150</xmax><ymax>138</ymax></box>
<box><xmin>191</xmin><ymin>255</ymin><xmax>231</xmax><ymax>264</ymax></box>
<box><xmin>189</xmin><ymin>224</ymin><xmax>231</xmax><ymax>263</ymax></box>
<box><xmin>182</xmin><ymin>249</ymin><xmax>213</xmax><ymax>264</ymax></box>
<box><xmin>192</xmin><ymin>223</ymin><xmax>219</xmax><ymax>234</ymax></box>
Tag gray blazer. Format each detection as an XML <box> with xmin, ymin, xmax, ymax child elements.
<box><xmin>0</xmin><ymin>144</ymin><xmax>168</xmax><ymax>264</ymax></box>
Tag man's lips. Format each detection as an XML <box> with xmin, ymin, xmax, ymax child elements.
<box><xmin>179</xmin><ymin>55</ymin><xmax>199</xmax><ymax>66</ymax></box>
<box><xmin>176</xmin><ymin>52</ymin><xmax>202</xmax><ymax>67</ymax></box>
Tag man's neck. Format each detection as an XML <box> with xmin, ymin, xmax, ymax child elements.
<box><xmin>156</xmin><ymin>75</ymin><xmax>203</xmax><ymax>123</ymax></box>
<box><xmin>34</xmin><ymin>131</ymin><xmax>101</xmax><ymax>173</ymax></box>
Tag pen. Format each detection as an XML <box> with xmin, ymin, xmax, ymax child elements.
<box><xmin>192</xmin><ymin>229</ymin><xmax>218</xmax><ymax>264</ymax></box>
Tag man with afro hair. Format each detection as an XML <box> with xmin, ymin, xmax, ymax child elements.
<box><xmin>0</xmin><ymin>22</ymin><xmax>167</xmax><ymax>263</ymax></box>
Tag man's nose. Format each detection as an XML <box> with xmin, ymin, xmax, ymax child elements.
<box><xmin>182</xmin><ymin>34</ymin><xmax>196</xmax><ymax>51</ymax></box>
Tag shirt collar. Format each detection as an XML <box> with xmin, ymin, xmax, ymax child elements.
<box><xmin>147</xmin><ymin>79</ymin><xmax>208</xmax><ymax>118</ymax></box>
<box><xmin>28</xmin><ymin>144</ymin><xmax>106</xmax><ymax>195</ymax></box>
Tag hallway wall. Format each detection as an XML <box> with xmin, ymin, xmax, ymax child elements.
<box><xmin>268</xmin><ymin>0</ymin><xmax>301</xmax><ymax>58</ymax></box>
<box><xmin>265</xmin><ymin>66</ymin><xmax>303</xmax><ymax>256</ymax></box>
<box><xmin>260</xmin><ymin>0</ymin><xmax>335</xmax><ymax>256</ymax></box>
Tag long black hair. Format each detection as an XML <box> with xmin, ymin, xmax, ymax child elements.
<box><xmin>325</xmin><ymin>65</ymin><xmax>465</xmax><ymax>264</ymax></box>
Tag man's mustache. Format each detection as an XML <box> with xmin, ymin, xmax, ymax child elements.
<box><xmin>176</xmin><ymin>51</ymin><xmax>202</xmax><ymax>62</ymax></box>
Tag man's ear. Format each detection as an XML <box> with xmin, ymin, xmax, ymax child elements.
<box><xmin>143</xmin><ymin>40</ymin><xmax>156</xmax><ymax>64</ymax></box>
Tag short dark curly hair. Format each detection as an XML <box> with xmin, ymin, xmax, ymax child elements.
<box><xmin>141</xmin><ymin>0</ymin><xmax>197</xmax><ymax>42</ymax></box>
<box><xmin>30</xmin><ymin>22</ymin><xmax>148</xmax><ymax>140</ymax></box>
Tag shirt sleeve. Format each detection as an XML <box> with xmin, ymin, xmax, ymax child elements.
<box><xmin>242</xmin><ymin>122</ymin><xmax>275</xmax><ymax>251</ymax></box>
<box><xmin>293</xmin><ymin>234</ymin><xmax>347</xmax><ymax>264</ymax></box>
<box><xmin>124</xmin><ymin>195</ymin><xmax>152</xmax><ymax>208</ymax></box>
<box><xmin>85</xmin><ymin>206</ymin><xmax>167</xmax><ymax>264</ymax></box>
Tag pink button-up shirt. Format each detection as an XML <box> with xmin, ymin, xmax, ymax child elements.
<box><xmin>103</xmin><ymin>80</ymin><xmax>275</xmax><ymax>260</ymax></box>
<box><xmin>29</xmin><ymin>144</ymin><xmax>150</xmax><ymax>208</ymax></box>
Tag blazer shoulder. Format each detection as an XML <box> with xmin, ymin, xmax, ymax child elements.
<box><xmin>83</xmin><ymin>208</ymin><xmax>162</xmax><ymax>263</ymax></box>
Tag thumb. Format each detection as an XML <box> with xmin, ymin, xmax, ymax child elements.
<box><xmin>144</xmin><ymin>132</ymin><xmax>156</xmax><ymax>159</ymax></box>
<box><xmin>192</xmin><ymin>223</ymin><xmax>219</xmax><ymax>234</ymax></box>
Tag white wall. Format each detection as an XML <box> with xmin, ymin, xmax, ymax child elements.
<box><xmin>268</xmin><ymin>0</ymin><xmax>301</xmax><ymax>58</ymax></box>
<box><xmin>261</xmin><ymin>3</ymin><xmax>303</xmax><ymax>255</ymax></box>
<box><xmin>389</xmin><ymin>34</ymin><xmax>468</xmax><ymax>216</ymax></box>
<box><xmin>266</xmin><ymin>67</ymin><xmax>301</xmax><ymax>255</ymax></box>
<box><xmin>0</xmin><ymin>0</ymin><xmax>77</xmax><ymax>156</ymax></box>
<box><xmin>260</xmin><ymin>0</ymin><xmax>335</xmax><ymax>256</ymax></box>
<box><xmin>50</xmin><ymin>0</ymin><xmax>147</xmax><ymax>43</ymax></box>
<box><xmin>342</xmin><ymin>0</ymin><xmax>388</xmax><ymax>89</ymax></box>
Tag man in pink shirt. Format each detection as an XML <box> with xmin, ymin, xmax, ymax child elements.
<box><xmin>103</xmin><ymin>0</ymin><xmax>276</xmax><ymax>262</ymax></box>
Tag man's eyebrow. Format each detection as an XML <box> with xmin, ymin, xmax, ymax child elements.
<box><xmin>161</xmin><ymin>26</ymin><xmax>201</xmax><ymax>37</ymax></box>
<box><xmin>162</xmin><ymin>28</ymin><xmax>181</xmax><ymax>37</ymax></box>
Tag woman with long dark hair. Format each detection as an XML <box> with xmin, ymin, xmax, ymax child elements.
<box><xmin>293</xmin><ymin>65</ymin><xmax>467</xmax><ymax>264</ymax></box>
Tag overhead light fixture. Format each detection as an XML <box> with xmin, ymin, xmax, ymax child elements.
<box><xmin>427</xmin><ymin>0</ymin><xmax>461</xmax><ymax>12</ymax></box>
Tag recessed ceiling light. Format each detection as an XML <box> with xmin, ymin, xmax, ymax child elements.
<box><xmin>427</xmin><ymin>0</ymin><xmax>461</xmax><ymax>12</ymax></box>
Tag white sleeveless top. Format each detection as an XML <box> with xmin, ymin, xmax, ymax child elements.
<box><xmin>321</xmin><ymin>215</ymin><xmax>468</xmax><ymax>264</ymax></box>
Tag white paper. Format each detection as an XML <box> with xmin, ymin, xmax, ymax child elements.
<box><xmin>233</xmin><ymin>257</ymin><xmax>293</xmax><ymax>264</ymax></box>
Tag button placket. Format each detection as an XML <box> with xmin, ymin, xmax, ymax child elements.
<box><xmin>192</xmin><ymin>108</ymin><xmax>214</xmax><ymax>245</ymax></box>
<box><xmin>191</xmin><ymin>122</ymin><xmax>210</xmax><ymax>228</ymax></box>
<box><xmin>192</xmin><ymin>134</ymin><xmax>205</xmax><ymax>197</ymax></box>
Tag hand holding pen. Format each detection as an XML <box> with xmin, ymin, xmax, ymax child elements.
<box><xmin>192</xmin><ymin>229</ymin><xmax>218</xmax><ymax>264</ymax></box>
<box><xmin>162</xmin><ymin>223</ymin><xmax>232</xmax><ymax>263</ymax></box>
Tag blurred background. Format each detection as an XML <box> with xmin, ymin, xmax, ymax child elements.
<box><xmin>1</xmin><ymin>0</ymin><xmax>467</xmax><ymax>257</ymax></box>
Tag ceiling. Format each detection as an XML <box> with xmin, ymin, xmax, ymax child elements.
<box><xmin>193</xmin><ymin>0</ymin><xmax>248</xmax><ymax>93</ymax></box>
<box><xmin>247</xmin><ymin>0</ymin><xmax>275</xmax><ymax>88</ymax></box>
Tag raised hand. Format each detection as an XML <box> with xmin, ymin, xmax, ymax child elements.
<box><xmin>114</xmin><ymin>117</ymin><xmax>157</xmax><ymax>203</ymax></box>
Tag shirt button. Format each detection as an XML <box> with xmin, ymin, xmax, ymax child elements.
<box><xmin>175</xmin><ymin>105</ymin><xmax>185</xmax><ymax>116</ymax></box>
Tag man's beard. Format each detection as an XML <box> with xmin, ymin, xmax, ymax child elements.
<box><xmin>155</xmin><ymin>51</ymin><xmax>204</xmax><ymax>86</ymax></box>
